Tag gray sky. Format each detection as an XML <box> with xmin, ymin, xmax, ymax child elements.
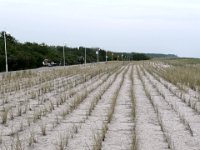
<box><xmin>1</xmin><ymin>0</ymin><xmax>200</xmax><ymax>58</ymax></box>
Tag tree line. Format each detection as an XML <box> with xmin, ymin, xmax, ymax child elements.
<box><xmin>0</xmin><ymin>31</ymin><xmax>151</xmax><ymax>72</ymax></box>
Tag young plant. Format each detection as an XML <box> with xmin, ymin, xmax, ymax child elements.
<box><xmin>93</xmin><ymin>131</ymin><xmax>102</xmax><ymax>150</ymax></box>
<box><xmin>19</xmin><ymin>121</ymin><xmax>24</xmax><ymax>132</ymax></box>
<box><xmin>15</xmin><ymin>134</ymin><xmax>23</xmax><ymax>150</ymax></box>
<box><xmin>40</xmin><ymin>123</ymin><xmax>47</xmax><ymax>136</ymax></box>
<box><xmin>0</xmin><ymin>132</ymin><xmax>2</xmax><ymax>144</ymax></box>
<box><xmin>17</xmin><ymin>106</ymin><xmax>22</xmax><ymax>117</ymax></box>
<box><xmin>1</xmin><ymin>107</ymin><xmax>9</xmax><ymax>124</ymax></box>
<box><xmin>10</xmin><ymin>108</ymin><xmax>14</xmax><ymax>120</ymax></box>
<box><xmin>27</xmin><ymin>117</ymin><xmax>31</xmax><ymax>127</ymax></box>
<box><xmin>55</xmin><ymin>134</ymin><xmax>68</xmax><ymax>150</ymax></box>
<box><xmin>28</xmin><ymin>130</ymin><xmax>37</xmax><ymax>146</ymax></box>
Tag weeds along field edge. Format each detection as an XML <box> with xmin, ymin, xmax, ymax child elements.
<box><xmin>143</xmin><ymin>63</ymin><xmax>200</xmax><ymax>114</ymax></box>
<box><xmin>144</xmin><ymin>60</ymin><xmax>200</xmax><ymax>94</ymax></box>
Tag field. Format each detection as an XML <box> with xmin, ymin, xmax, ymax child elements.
<box><xmin>0</xmin><ymin>59</ymin><xmax>200</xmax><ymax>150</ymax></box>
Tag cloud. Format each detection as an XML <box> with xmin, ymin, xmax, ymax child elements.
<box><xmin>1</xmin><ymin>0</ymin><xmax>200</xmax><ymax>57</ymax></box>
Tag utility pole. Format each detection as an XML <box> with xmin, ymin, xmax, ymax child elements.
<box><xmin>4</xmin><ymin>31</ymin><xmax>8</xmax><ymax>72</ymax></box>
<box><xmin>96</xmin><ymin>48</ymin><xmax>100</xmax><ymax>63</ymax></box>
<box><xmin>85</xmin><ymin>47</ymin><xmax>86</xmax><ymax>65</ymax></box>
<box><xmin>106</xmin><ymin>51</ymin><xmax>108</xmax><ymax>62</ymax></box>
<box><xmin>112</xmin><ymin>53</ymin><xmax>114</xmax><ymax>61</ymax></box>
<box><xmin>63</xmin><ymin>45</ymin><xmax>65</xmax><ymax>66</ymax></box>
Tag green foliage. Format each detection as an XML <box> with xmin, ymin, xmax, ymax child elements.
<box><xmin>146</xmin><ymin>53</ymin><xmax>177</xmax><ymax>58</ymax></box>
<box><xmin>132</xmin><ymin>53</ymin><xmax>150</xmax><ymax>61</ymax></box>
<box><xmin>0</xmin><ymin>31</ymin><xmax>177</xmax><ymax>72</ymax></box>
<box><xmin>0</xmin><ymin>33</ymin><xmax>111</xmax><ymax>71</ymax></box>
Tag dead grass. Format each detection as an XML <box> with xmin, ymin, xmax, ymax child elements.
<box><xmin>144</xmin><ymin>60</ymin><xmax>200</xmax><ymax>92</ymax></box>
<box><xmin>130</xmin><ymin>65</ymin><xmax>136</xmax><ymax>150</ymax></box>
<box><xmin>40</xmin><ymin>123</ymin><xmax>47</xmax><ymax>136</ymax></box>
<box><xmin>28</xmin><ymin>130</ymin><xmax>37</xmax><ymax>147</ymax></box>
<box><xmin>1</xmin><ymin>107</ymin><xmax>9</xmax><ymax>124</ymax></box>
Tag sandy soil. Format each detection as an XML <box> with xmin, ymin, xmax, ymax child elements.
<box><xmin>1</xmin><ymin>62</ymin><xmax>200</xmax><ymax>150</ymax></box>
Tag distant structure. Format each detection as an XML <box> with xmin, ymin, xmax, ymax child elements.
<box><xmin>42</xmin><ymin>59</ymin><xmax>56</xmax><ymax>67</ymax></box>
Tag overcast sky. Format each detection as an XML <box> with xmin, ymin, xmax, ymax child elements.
<box><xmin>1</xmin><ymin>0</ymin><xmax>200</xmax><ymax>57</ymax></box>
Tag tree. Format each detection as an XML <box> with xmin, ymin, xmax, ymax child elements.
<box><xmin>132</xmin><ymin>53</ymin><xmax>150</xmax><ymax>61</ymax></box>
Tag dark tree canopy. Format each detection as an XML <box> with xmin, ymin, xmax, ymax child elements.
<box><xmin>132</xmin><ymin>53</ymin><xmax>150</xmax><ymax>61</ymax></box>
<box><xmin>0</xmin><ymin>31</ymin><xmax>178</xmax><ymax>72</ymax></box>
